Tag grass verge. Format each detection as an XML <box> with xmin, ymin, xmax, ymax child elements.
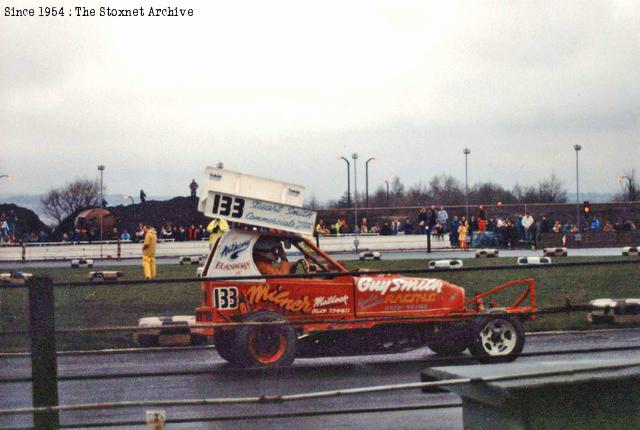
<box><xmin>1</xmin><ymin>256</ymin><xmax>638</xmax><ymax>351</ymax></box>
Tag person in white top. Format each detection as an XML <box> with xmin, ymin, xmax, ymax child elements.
<box><xmin>521</xmin><ymin>213</ymin><xmax>534</xmax><ymax>242</ymax></box>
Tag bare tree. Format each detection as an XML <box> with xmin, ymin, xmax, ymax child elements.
<box><xmin>405</xmin><ymin>182</ymin><xmax>430</xmax><ymax>206</ymax></box>
<box><xmin>428</xmin><ymin>174</ymin><xmax>465</xmax><ymax>205</ymax></box>
<box><xmin>390</xmin><ymin>176</ymin><xmax>405</xmax><ymax>206</ymax></box>
<box><xmin>305</xmin><ymin>193</ymin><xmax>322</xmax><ymax>210</ymax></box>
<box><xmin>616</xmin><ymin>169</ymin><xmax>639</xmax><ymax>201</ymax></box>
<box><xmin>41</xmin><ymin>178</ymin><xmax>101</xmax><ymax>225</ymax></box>
<box><xmin>470</xmin><ymin>182</ymin><xmax>516</xmax><ymax>205</ymax></box>
<box><xmin>536</xmin><ymin>173</ymin><xmax>567</xmax><ymax>203</ymax></box>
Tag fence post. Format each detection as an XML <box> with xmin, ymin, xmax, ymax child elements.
<box><xmin>28</xmin><ymin>276</ymin><xmax>60</xmax><ymax>429</ymax></box>
<box><xmin>22</xmin><ymin>242</ymin><xmax>26</xmax><ymax>261</ymax></box>
<box><xmin>426</xmin><ymin>226</ymin><xmax>431</xmax><ymax>253</ymax></box>
<box><xmin>117</xmin><ymin>239</ymin><xmax>121</xmax><ymax>260</ymax></box>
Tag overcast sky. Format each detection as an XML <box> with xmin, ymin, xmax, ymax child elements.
<box><xmin>1</xmin><ymin>0</ymin><xmax>639</xmax><ymax>204</ymax></box>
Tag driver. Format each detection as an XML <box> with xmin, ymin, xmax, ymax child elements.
<box><xmin>253</xmin><ymin>238</ymin><xmax>291</xmax><ymax>275</ymax></box>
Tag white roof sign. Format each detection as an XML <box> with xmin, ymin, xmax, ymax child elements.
<box><xmin>198</xmin><ymin>167</ymin><xmax>317</xmax><ymax>235</ymax></box>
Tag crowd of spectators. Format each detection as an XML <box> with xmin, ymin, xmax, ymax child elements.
<box><xmin>314</xmin><ymin>205</ymin><xmax>639</xmax><ymax>249</ymax></box>
<box><xmin>0</xmin><ymin>216</ymin><xmax>215</xmax><ymax>245</ymax></box>
<box><xmin>2</xmin><ymin>207</ymin><xmax>639</xmax><ymax>247</ymax></box>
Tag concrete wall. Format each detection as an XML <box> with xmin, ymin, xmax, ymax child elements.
<box><xmin>0</xmin><ymin>234</ymin><xmax>447</xmax><ymax>261</ymax></box>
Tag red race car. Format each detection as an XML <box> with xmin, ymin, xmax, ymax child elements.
<box><xmin>193</xmin><ymin>167</ymin><xmax>537</xmax><ymax>367</ymax></box>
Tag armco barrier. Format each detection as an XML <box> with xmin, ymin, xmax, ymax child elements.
<box><xmin>2</xmin><ymin>259</ymin><xmax>640</xmax><ymax>428</ymax></box>
<box><xmin>0</xmin><ymin>234</ymin><xmax>448</xmax><ymax>261</ymax></box>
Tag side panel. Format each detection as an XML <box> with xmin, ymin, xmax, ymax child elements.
<box><xmin>204</xmin><ymin>277</ymin><xmax>356</xmax><ymax>322</ymax></box>
<box><xmin>354</xmin><ymin>275</ymin><xmax>466</xmax><ymax>317</ymax></box>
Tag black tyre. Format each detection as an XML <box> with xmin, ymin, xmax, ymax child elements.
<box><xmin>234</xmin><ymin>312</ymin><xmax>296</xmax><ymax>367</ymax></box>
<box><xmin>468</xmin><ymin>315</ymin><xmax>525</xmax><ymax>363</ymax></box>
<box><xmin>138</xmin><ymin>334</ymin><xmax>158</xmax><ymax>348</ymax></box>
<box><xmin>426</xmin><ymin>323</ymin><xmax>469</xmax><ymax>355</ymax></box>
<box><xmin>214</xmin><ymin>329</ymin><xmax>240</xmax><ymax>363</ymax></box>
<box><xmin>191</xmin><ymin>333</ymin><xmax>208</xmax><ymax>346</ymax></box>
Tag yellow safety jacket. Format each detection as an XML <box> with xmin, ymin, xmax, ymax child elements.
<box><xmin>142</xmin><ymin>228</ymin><xmax>157</xmax><ymax>257</ymax></box>
<box><xmin>207</xmin><ymin>218</ymin><xmax>229</xmax><ymax>247</ymax></box>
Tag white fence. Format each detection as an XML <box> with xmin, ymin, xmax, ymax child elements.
<box><xmin>0</xmin><ymin>234</ymin><xmax>449</xmax><ymax>261</ymax></box>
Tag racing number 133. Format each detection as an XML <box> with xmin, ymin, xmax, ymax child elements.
<box><xmin>211</xmin><ymin>194</ymin><xmax>245</xmax><ymax>218</ymax></box>
<box><xmin>214</xmin><ymin>287</ymin><xmax>239</xmax><ymax>309</ymax></box>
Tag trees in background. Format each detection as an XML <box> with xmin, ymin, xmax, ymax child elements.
<box><xmin>41</xmin><ymin>178</ymin><xmax>101</xmax><ymax>225</ymax></box>
<box><xmin>615</xmin><ymin>169</ymin><xmax>639</xmax><ymax>202</ymax></box>
<box><xmin>328</xmin><ymin>173</ymin><xmax>568</xmax><ymax>208</ymax></box>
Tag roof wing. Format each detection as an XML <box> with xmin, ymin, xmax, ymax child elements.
<box><xmin>198</xmin><ymin>167</ymin><xmax>317</xmax><ymax>236</ymax></box>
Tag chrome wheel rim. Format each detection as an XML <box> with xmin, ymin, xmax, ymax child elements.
<box><xmin>479</xmin><ymin>319</ymin><xmax>517</xmax><ymax>356</ymax></box>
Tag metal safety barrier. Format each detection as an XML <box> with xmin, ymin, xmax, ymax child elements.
<box><xmin>1</xmin><ymin>360</ymin><xmax>638</xmax><ymax>429</ymax></box>
<box><xmin>1</xmin><ymin>258</ymin><xmax>639</xmax><ymax>428</ymax></box>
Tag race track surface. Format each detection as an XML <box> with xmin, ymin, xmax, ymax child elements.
<box><xmin>1</xmin><ymin>329</ymin><xmax>639</xmax><ymax>429</ymax></box>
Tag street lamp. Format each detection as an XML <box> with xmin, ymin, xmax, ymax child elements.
<box><xmin>574</xmin><ymin>145</ymin><xmax>581</xmax><ymax>233</ymax></box>
<box><xmin>384</xmin><ymin>179</ymin><xmax>389</xmax><ymax>206</ymax></box>
<box><xmin>97</xmin><ymin>165</ymin><xmax>105</xmax><ymax>244</ymax></box>
<box><xmin>365</xmin><ymin>157</ymin><xmax>376</xmax><ymax>207</ymax></box>
<box><xmin>337</xmin><ymin>156</ymin><xmax>351</xmax><ymax>207</ymax></box>
<box><xmin>463</xmin><ymin>148</ymin><xmax>470</xmax><ymax>221</ymax></box>
<box><xmin>352</xmin><ymin>153</ymin><xmax>359</xmax><ymax>233</ymax></box>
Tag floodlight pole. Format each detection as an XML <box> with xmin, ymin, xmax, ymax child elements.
<box><xmin>385</xmin><ymin>180</ymin><xmax>389</xmax><ymax>206</ymax></box>
<box><xmin>352</xmin><ymin>153</ymin><xmax>359</xmax><ymax>252</ymax></box>
<box><xmin>98</xmin><ymin>165</ymin><xmax>105</xmax><ymax>257</ymax></box>
<box><xmin>338</xmin><ymin>156</ymin><xmax>351</xmax><ymax>207</ymax></box>
<box><xmin>365</xmin><ymin>157</ymin><xmax>375</xmax><ymax>207</ymax></box>
<box><xmin>463</xmin><ymin>148</ymin><xmax>470</xmax><ymax>221</ymax></box>
<box><xmin>574</xmin><ymin>145</ymin><xmax>581</xmax><ymax>233</ymax></box>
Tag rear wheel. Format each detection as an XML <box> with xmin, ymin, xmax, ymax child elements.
<box><xmin>234</xmin><ymin>312</ymin><xmax>296</xmax><ymax>367</ymax></box>
<box><xmin>468</xmin><ymin>315</ymin><xmax>524</xmax><ymax>363</ymax></box>
<box><xmin>214</xmin><ymin>329</ymin><xmax>240</xmax><ymax>363</ymax></box>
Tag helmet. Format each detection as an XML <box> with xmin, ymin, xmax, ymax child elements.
<box><xmin>254</xmin><ymin>237</ymin><xmax>280</xmax><ymax>261</ymax></box>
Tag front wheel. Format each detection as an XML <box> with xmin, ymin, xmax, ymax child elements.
<box><xmin>234</xmin><ymin>312</ymin><xmax>297</xmax><ymax>367</ymax></box>
<box><xmin>468</xmin><ymin>315</ymin><xmax>524</xmax><ymax>363</ymax></box>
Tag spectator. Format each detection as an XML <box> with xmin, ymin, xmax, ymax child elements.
<box><xmin>120</xmin><ymin>229</ymin><xmax>131</xmax><ymax>241</ymax></box>
<box><xmin>417</xmin><ymin>207</ymin><xmax>428</xmax><ymax>233</ymax></box>
<box><xmin>360</xmin><ymin>217</ymin><xmax>369</xmax><ymax>234</ymax></box>
<box><xmin>522</xmin><ymin>213</ymin><xmax>534</xmax><ymax>244</ymax></box>
<box><xmin>402</xmin><ymin>218</ymin><xmax>413</xmax><ymax>235</ymax></box>
<box><xmin>206</xmin><ymin>218</ymin><xmax>229</xmax><ymax>249</ymax></box>
<box><xmin>437</xmin><ymin>206</ymin><xmax>448</xmax><ymax>231</ymax></box>
<box><xmin>141</xmin><ymin>225</ymin><xmax>157</xmax><ymax>279</ymax></box>
<box><xmin>450</xmin><ymin>216</ymin><xmax>460</xmax><ymax>247</ymax></box>
<box><xmin>534</xmin><ymin>217</ymin><xmax>542</xmax><ymax>249</ymax></box>
<box><xmin>380</xmin><ymin>221</ymin><xmax>392</xmax><ymax>236</ymax></box>
<box><xmin>427</xmin><ymin>206</ymin><xmax>437</xmax><ymax>230</ymax></box>
<box><xmin>315</xmin><ymin>219</ymin><xmax>330</xmax><ymax>236</ymax></box>
<box><xmin>477</xmin><ymin>205</ymin><xmax>487</xmax><ymax>231</ymax></box>
<box><xmin>391</xmin><ymin>218</ymin><xmax>400</xmax><ymax>235</ymax></box>
<box><xmin>187</xmin><ymin>224</ymin><xmax>198</xmax><ymax>240</ymax></box>
<box><xmin>590</xmin><ymin>217</ymin><xmax>602</xmax><ymax>232</ymax></box>
<box><xmin>458</xmin><ymin>218</ymin><xmax>469</xmax><ymax>250</ymax></box>
<box><xmin>135</xmin><ymin>224</ymin><xmax>145</xmax><ymax>242</ymax></box>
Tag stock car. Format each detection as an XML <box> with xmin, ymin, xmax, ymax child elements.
<box><xmin>194</xmin><ymin>229</ymin><xmax>537</xmax><ymax>367</ymax></box>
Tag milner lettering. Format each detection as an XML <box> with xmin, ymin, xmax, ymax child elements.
<box><xmin>246</xmin><ymin>285</ymin><xmax>313</xmax><ymax>313</ymax></box>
